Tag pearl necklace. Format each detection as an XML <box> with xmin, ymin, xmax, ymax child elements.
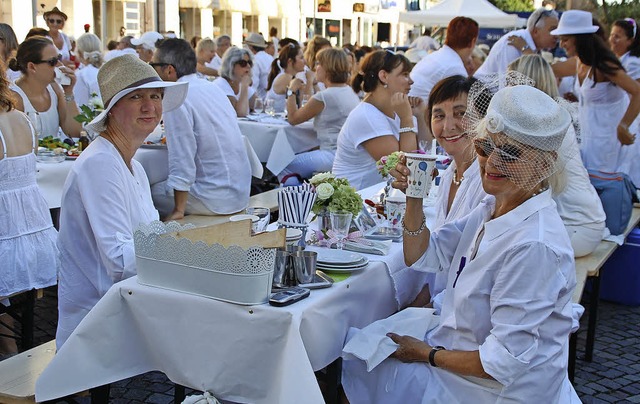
<box><xmin>452</xmin><ymin>169</ymin><xmax>464</xmax><ymax>186</ymax></box>
<box><xmin>531</xmin><ymin>185</ymin><xmax>549</xmax><ymax>196</ymax></box>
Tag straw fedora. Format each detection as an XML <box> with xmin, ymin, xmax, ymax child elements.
<box><xmin>85</xmin><ymin>54</ymin><xmax>188</xmax><ymax>133</ymax></box>
<box><xmin>244</xmin><ymin>32</ymin><xmax>267</xmax><ymax>48</ymax></box>
<box><xmin>43</xmin><ymin>7</ymin><xmax>68</xmax><ymax>22</ymax></box>
<box><xmin>550</xmin><ymin>10</ymin><xmax>598</xmax><ymax>36</ymax></box>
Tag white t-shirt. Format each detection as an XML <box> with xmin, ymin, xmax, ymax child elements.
<box><xmin>311</xmin><ymin>86</ymin><xmax>360</xmax><ymax>150</ymax></box>
<box><xmin>408</xmin><ymin>45</ymin><xmax>468</xmax><ymax>101</ymax></box>
<box><xmin>332</xmin><ymin>102</ymin><xmax>401</xmax><ymax>190</ymax></box>
<box><xmin>205</xmin><ymin>53</ymin><xmax>223</xmax><ymax>71</ymax></box>
<box><xmin>73</xmin><ymin>64</ymin><xmax>100</xmax><ymax>108</ymax></box>
<box><xmin>474</xmin><ymin>29</ymin><xmax>537</xmax><ymax>80</ymax></box>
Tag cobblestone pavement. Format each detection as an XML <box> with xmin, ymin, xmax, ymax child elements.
<box><xmin>19</xmin><ymin>284</ymin><xmax>640</xmax><ymax>403</ymax></box>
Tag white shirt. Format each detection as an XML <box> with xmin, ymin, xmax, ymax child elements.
<box><xmin>212</xmin><ymin>77</ymin><xmax>256</xmax><ymax>116</ymax></box>
<box><xmin>163</xmin><ymin>74</ymin><xmax>251</xmax><ymax>214</ymax></box>
<box><xmin>410</xmin><ymin>35</ymin><xmax>440</xmax><ymax>52</ymax></box>
<box><xmin>205</xmin><ymin>53</ymin><xmax>223</xmax><ymax>71</ymax></box>
<box><xmin>73</xmin><ymin>64</ymin><xmax>100</xmax><ymax>108</ymax></box>
<box><xmin>417</xmin><ymin>191</ymin><xmax>578</xmax><ymax>402</ymax></box>
<box><xmin>474</xmin><ymin>29</ymin><xmax>537</xmax><ymax>80</ymax></box>
<box><xmin>252</xmin><ymin>50</ymin><xmax>274</xmax><ymax>100</ymax></box>
<box><xmin>311</xmin><ymin>86</ymin><xmax>360</xmax><ymax>150</ymax></box>
<box><xmin>56</xmin><ymin>137</ymin><xmax>158</xmax><ymax>348</ymax></box>
<box><xmin>10</xmin><ymin>83</ymin><xmax>63</xmax><ymax>139</ymax></box>
<box><xmin>332</xmin><ymin>102</ymin><xmax>401</xmax><ymax>190</ymax></box>
<box><xmin>408</xmin><ymin>45</ymin><xmax>467</xmax><ymax>101</ymax></box>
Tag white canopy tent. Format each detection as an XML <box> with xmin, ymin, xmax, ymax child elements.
<box><xmin>399</xmin><ymin>0</ymin><xmax>526</xmax><ymax>28</ymax></box>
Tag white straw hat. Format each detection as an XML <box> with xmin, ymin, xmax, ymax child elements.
<box><xmin>85</xmin><ymin>54</ymin><xmax>188</xmax><ymax>134</ymax></box>
<box><xmin>550</xmin><ymin>10</ymin><xmax>599</xmax><ymax>36</ymax></box>
<box><xmin>243</xmin><ymin>32</ymin><xmax>267</xmax><ymax>48</ymax></box>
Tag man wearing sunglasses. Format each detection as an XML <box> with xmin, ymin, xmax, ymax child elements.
<box><xmin>475</xmin><ymin>8</ymin><xmax>559</xmax><ymax>79</ymax></box>
<box><xmin>149</xmin><ymin>38</ymin><xmax>251</xmax><ymax>221</ymax></box>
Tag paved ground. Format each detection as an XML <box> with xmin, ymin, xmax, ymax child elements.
<box><xmin>15</xmin><ymin>282</ymin><xmax>640</xmax><ymax>403</ymax></box>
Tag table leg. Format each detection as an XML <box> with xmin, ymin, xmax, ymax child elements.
<box><xmin>20</xmin><ymin>290</ymin><xmax>35</xmax><ymax>350</ymax></box>
<box><xmin>568</xmin><ymin>332</ymin><xmax>577</xmax><ymax>383</ymax></box>
<box><xmin>584</xmin><ymin>276</ymin><xmax>600</xmax><ymax>362</ymax></box>
<box><xmin>325</xmin><ymin>358</ymin><xmax>342</xmax><ymax>404</ymax></box>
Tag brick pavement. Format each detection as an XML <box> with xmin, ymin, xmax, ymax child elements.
<box><xmin>18</xmin><ymin>283</ymin><xmax>640</xmax><ymax>403</ymax></box>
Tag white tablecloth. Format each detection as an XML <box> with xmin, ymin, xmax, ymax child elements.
<box><xmin>35</xmin><ymin>262</ymin><xmax>397</xmax><ymax>403</ymax></box>
<box><xmin>238</xmin><ymin>118</ymin><xmax>319</xmax><ymax>175</ymax></box>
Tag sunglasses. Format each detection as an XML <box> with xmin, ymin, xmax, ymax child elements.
<box><xmin>474</xmin><ymin>137</ymin><xmax>523</xmax><ymax>163</ymax></box>
<box><xmin>149</xmin><ymin>62</ymin><xmax>174</xmax><ymax>69</ymax></box>
<box><xmin>48</xmin><ymin>18</ymin><xmax>64</xmax><ymax>25</ymax></box>
<box><xmin>532</xmin><ymin>9</ymin><xmax>554</xmax><ymax>28</ymax></box>
<box><xmin>235</xmin><ymin>59</ymin><xmax>253</xmax><ymax>68</ymax></box>
<box><xmin>36</xmin><ymin>54</ymin><xmax>62</xmax><ymax>67</ymax></box>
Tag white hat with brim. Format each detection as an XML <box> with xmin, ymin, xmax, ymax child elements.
<box><xmin>243</xmin><ymin>32</ymin><xmax>267</xmax><ymax>48</ymax></box>
<box><xmin>85</xmin><ymin>54</ymin><xmax>188</xmax><ymax>134</ymax></box>
<box><xmin>550</xmin><ymin>10</ymin><xmax>599</xmax><ymax>36</ymax></box>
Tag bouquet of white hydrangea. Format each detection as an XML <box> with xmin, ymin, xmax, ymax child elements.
<box><xmin>309</xmin><ymin>172</ymin><xmax>362</xmax><ymax>216</ymax></box>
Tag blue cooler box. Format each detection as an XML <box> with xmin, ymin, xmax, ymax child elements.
<box><xmin>600</xmin><ymin>228</ymin><xmax>640</xmax><ymax>306</ymax></box>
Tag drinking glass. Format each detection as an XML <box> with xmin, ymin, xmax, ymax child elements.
<box><xmin>265</xmin><ymin>99</ymin><xmax>276</xmax><ymax>116</ymax></box>
<box><xmin>330</xmin><ymin>211</ymin><xmax>353</xmax><ymax>250</ymax></box>
<box><xmin>253</xmin><ymin>98</ymin><xmax>264</xmax><ymax>114</ymax></box>
<box><xmin>301</xmin><ymin>94</ymin><xmax>310</xmax><ymax>108</ymax></box>
<box><xmin>245</xmin><ymin>207</ymin><xmax>270</xmax><ymax>233</ymax></box>
<box><xmin>26</xmin><ymin>111</ymin><xmax>43</xmax><ymax>139</ymax></box>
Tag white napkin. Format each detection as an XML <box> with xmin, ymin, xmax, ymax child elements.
<box><xmin>342</xmin><ymin>307</ymin><xmax>439</xmax><ymax>371</ymax></box>
<box><xmin>343</xmin><ymin>239</ymin><xmax>392</xmax><ymax>256</ymax></box>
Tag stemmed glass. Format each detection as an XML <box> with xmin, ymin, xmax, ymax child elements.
<box><xmin>330</xmin><ymin>211</ymin><xmax>353</xmax><ymax>250</ymax></box>
<box><xmin>265</xmin><ymin>99</ymin><xmax>276</xmax><ymax>116</ymax></box>
<box><xmin>253</xmin><ymin>98</ymin><xmax>264</xmax><ymax>114</ymax></box>
<box><xmin>26</xmin><ymin>111</ymin><xmax>42</xmax><ymax>139</ymax></box>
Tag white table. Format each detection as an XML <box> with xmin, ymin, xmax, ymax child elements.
<box><xmin>238</xmin><ymin>118</ymin><xmax>319</xmax><ymax>175</ymax></box>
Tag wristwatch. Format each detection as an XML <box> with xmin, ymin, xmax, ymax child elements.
<box><xmin>286</xmin><ymin>87</ymin><xmax>294</xmax><ymax>99</ymax></box>
<box><xmin>429</xmin><ymin>346</ymin><xmax>446</xmax><ymax>367</ymax></box>
<box><xmin>521</xmin><ymin>44</ymin><xmax>531</xmax><ymax>52</ymax></box>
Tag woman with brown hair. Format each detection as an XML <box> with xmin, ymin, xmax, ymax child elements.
<box><xmin>265</xmin><ymin>43</ymin><xmax>306</xmax><ymax>113</ymax></box>
<box><xmin>332</xmin><ymin>50</ymin><xmax>429</xmax><ymax>190</ymax></box>
<box><xmin>0</xmin><ymin>58</ymin><xmax>58</xmax><ymax>357</ymax></box>
<box><xmin>0</xmin><ymin>24</ymin><xmax>19</xmax><ymax>81</ymax></box>
<box><xmin>8</xmin><ymin>36</ymin><xmax>81</xmax><ymax>140</ymax></box>
<box><xmin>43</xmin><ymin>7</ymin><xmax>75</xmax><ymax>68</ymax></box>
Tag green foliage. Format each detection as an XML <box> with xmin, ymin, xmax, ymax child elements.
<box><xmin>488</xmin><ymin>0</ymin><xmax>534</xmax><ymax>12</ymax></box>
<box><xmin>309</xmin><ymin>172</ymin><xmax>363</xmax><ymax>216</ymax></box>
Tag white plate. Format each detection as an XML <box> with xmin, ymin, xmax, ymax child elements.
<box><xmin>286</xmin><ymin>228</ymin><xmax>303</xmax><ymax>240</ymax></box>
<box><xmin>316</xmin><ymin>260</ymin><xmax>369</xmax><ymax>273</ymax></box>
<box><xmin>317</xmin><ymin>256</ymin><xmax>368</xmax><ymax>268</ymax></box>
<box><xmin>316</xmin><ymin>249</ymin><xmax>363</xmax><ymax>265</ymax></box>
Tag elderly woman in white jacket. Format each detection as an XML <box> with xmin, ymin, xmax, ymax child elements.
<box><xmin>344</xmin><ymin>86</ymin><xmax>580</xmax><ymax>403</ymax></box>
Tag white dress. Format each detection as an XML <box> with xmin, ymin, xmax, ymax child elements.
<box><xmin>575</xmin><ymin>68</ymin><xmax>627</xmax><ymax>172</ymax></box>
<box><xmin>56</xmin><ymin>137</ymin><xmax>159</xmax><ymax>348</ymax></box>
<box><xmin>617</xmin><ymin>52</ymin><xmax>640</xmax><ymax>186</ymax></box>
<box><xmin>343</xmin><ymin>191</ymin><xmax>580</xmax><ymax>403</ymax></box>
<box><xmin>265</xmin><ymin>72</ymin><xmax>287</xmax><ymax>113</ymax></box>
<box><xmin>0</xmin><ymin>128</ymin><xmax>58</xmax><ymax>297</ymax></box>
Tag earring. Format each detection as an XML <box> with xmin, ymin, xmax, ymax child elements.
<box><xmin>383</xmin><ymin>83</ymin><xmax>388</xmax><ymax>88</ymax></box>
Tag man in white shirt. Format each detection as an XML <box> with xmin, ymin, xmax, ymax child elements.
<box><xmin>474</xmin><ymin>8</ymin><xmax>559</xmax><ymax>79</ymax></box>
<box><xmin>409</xmin><ymin>17</ymin><xmax>479</xmax><ymax>102</ymax></box>
<box><xmin>206</xmin><ymin>34</ymin><xmax>231</xmax><ymax>72</ymax></box>
<box><xmin>244</xmin><ymin>32</ymin><xmax>273</xmax><ymax>99</ymax></box>
<box><xmin>150</xmin><ymin>38</ymin><xmax>252</xmax><ymax>220</ymax></box>
<box><xmin>409</xmin><ymin>28</ymin><xmax>440</xmax><ymax>53</ymax></box>
<box><xmin>130</xmin><ymin>31</ymin><xmax>164</xmax><ymax>63</ymax></box>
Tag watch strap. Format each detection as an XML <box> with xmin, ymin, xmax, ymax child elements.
<box><xmin>429</xmin><ymin>346</ymin><xmax>445</xmax><ymax>367</ymax></box>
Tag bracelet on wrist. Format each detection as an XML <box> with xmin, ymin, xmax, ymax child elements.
<box><xmin>619</xmin><ymin>122</ymin><xmax>630</xmax><ymax>131</ymax></box>
<box><xmin>64</xmin><ymin>94</ymin><xmax>75</xmax><ymax>102</ymax></box>
<box><xmin>401</xmin><ymin>215</ymin><xmax>426</xmax><ymax>236</ymax></box>
<box><xmin>399</xmin><ymin>126</ymin><xmax>417</xmax><ymax>134</ymax></box>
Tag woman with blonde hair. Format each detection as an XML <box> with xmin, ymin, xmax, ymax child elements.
<box><xmin>507</xmin><ymin>54</ymin><xmax>606</xmax><ymax>256</ymax></box>
<box><xmin>279</xmin><ymin>48</ymin><xmax>359</xmax><ymax>185</ymax></box>
<box><xmin>213</xmin><ymin>46</ymin><xmax>256</xmax><ymax>117</ymax></box>
<box><xmin>195</xmin><ymin>38</ymin><xmax>219</xmax><ymax>77</ymax></box>
<box><xmin>73</xmin><ymin>33</ymin><xmax>103</xmax><ymax>108</ymax></box>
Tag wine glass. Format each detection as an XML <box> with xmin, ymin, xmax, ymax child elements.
<box><xmin>330</xmin><ymin>211</ymin><xmax>353</xmax><ymax>250</ymax></box>
<box><xmin>265</xmin><ymin>99</ymin><xmax>276</xmax><ymax>116</ymax></box>
<box><xmin>253</xmin><ymin>98</ymin><xmax>264</xmax><ymax>114</ymax></box>
<box><xmin>300</xmin><ymin>94</ymin><xmax>310</xmax><ymax>108</ymax></box>
<box><xmin>245</xmin><ymin>207</ymin><xmax>270</xmax><ymax>233</ymax></box>
<box><xmin>26</xmin><ymin>111</ymin><xmax>43</xmax><ymax>139</ymax></box>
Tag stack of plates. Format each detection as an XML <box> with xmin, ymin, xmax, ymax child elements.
<box><xmin>316</xmin><ymin>249</ymin><xmax>369</xmax><ymax>273</ymax></box>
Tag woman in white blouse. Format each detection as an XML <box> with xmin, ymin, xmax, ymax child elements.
<box><xmin>56</xmin><ymin>54</ymin><xmax>187</xmax><ymax>349</ymax></box>
<box><xmin>73</xmin><ymin>33</ymin><xmax>103</xmax><ymax>108</ymax></box>
<box><xmin>212</xmin><ymin>46</ymin><xmax>256</xmax><ymax>117</ymax></box>
<box><xmin>280</xmin><ymin>48</ymin><xmax>359</xmax><ymax>185</ymax></box>
<box><xmin>346</xmin><ymin>85</ymin><xmax>580</xmax><ymax>403</ymax></box>
<box><xmin>332</xmin><ymin>50</ymin><xmax>430</xmax><ymax>190</ymax></box>
<box><xmin>265</xmin><ymin>43</ymin><xmax>306</xmax><ymax>113</ymax></box>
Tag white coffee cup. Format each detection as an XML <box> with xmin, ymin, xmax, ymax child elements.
<box><xmin>405</xmin><ymin>153</ymin><xmax>437</xmax><ymax>199</ymax></box>
<box><xmin>229</xmin><ymin>214</ymin><xmax>260</xmax><ymax>234</ymax></box>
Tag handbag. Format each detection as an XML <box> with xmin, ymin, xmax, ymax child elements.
<box><xmin>588</xmin><ymin>170</ymin><xmax>638</xmax><ymax>235</ymax></box>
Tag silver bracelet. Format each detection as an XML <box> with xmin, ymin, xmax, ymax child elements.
<box><xmin>402</xmin><ymin>215</ymin><xmax>426</xmax><ymax>236</ymax></box>
<box><xmin>399</xmin><ymin>126</ymin><xmax>417</xmax><ymax>134</ymax></box>
<box><xmin>64</xmin><ymin>94</ymin><xmax>75</xmax><ymax>102</ymax></box>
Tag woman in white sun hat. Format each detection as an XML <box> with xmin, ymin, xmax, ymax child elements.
<box><xmin>55</xmin><ymin>54</ymin><xmax>188</xmax><ymax>349</ymax></box>
<box><xmin>551</xmin><ymin>9</ymin><xmax>640</xmax><ymax>173</ymax></box>
<box><xmin>345</xmin><ymin>85</ymin><xmax>580</xmax><ymax>403</ymax></box>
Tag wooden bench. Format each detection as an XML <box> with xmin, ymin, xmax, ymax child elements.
<box><xmin>569</xmin><ymin>205</ymin><xmax>640</xmax><ymax>380</ymax></box>
<box><xmin>177</xmin><ymin>188</ymin><xmax>280</xmax><ymax>229</ymax></box>
<box><xmin>0</xmin><ymin>340</ymin><xmax>56</xmax><ymax>403</ymax></box>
